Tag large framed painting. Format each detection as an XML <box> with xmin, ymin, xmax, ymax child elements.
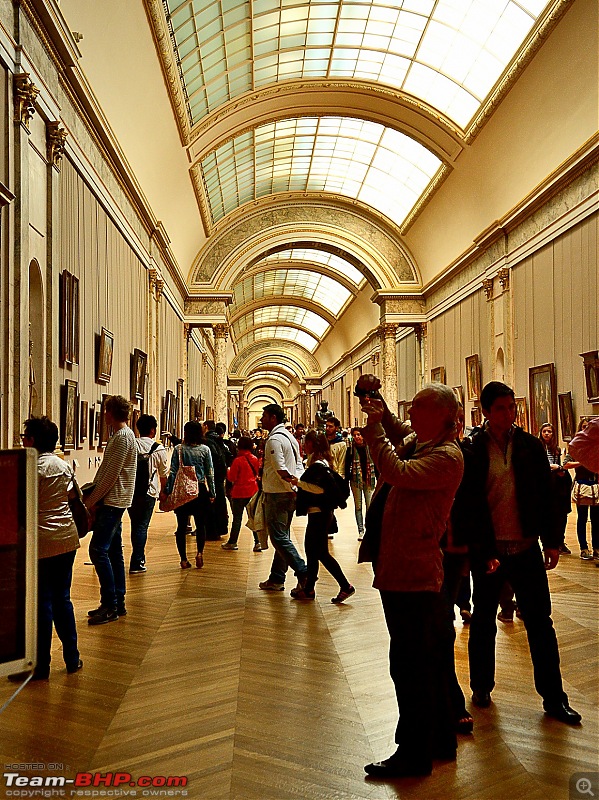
<box><xmin>580</xmin><ymin>351</ymin><xmax>599</xmax><ymax>403</ymax></box>
<box><xmin>558</xmin><ymin>391</ymin><xmax>575</xmax><ymax>441</ymax></box>
<box><xmin>176</xmin><ymin>379</ymin><xmax>184</xmax><ymax>439</ymax></box>
<box><xmin>465</xmin><ymin>355</ymin><xmax>481</xmax><ymax>401</ymax></box>
<box><xmin>431</xmin><ymin>366</ymin><xmax>446</xmax><ymax>384</ymax></box>
<box><xmin>130</xmin><ymin>349</ymin><xmax>147</xmax><ymax>401</ymax></box>
<box><xmin>189</xmin><ymin>396</ymin><xmax>197</xmax><ymax>423</ymax></box>
<box><xmin>528</xmin><ymin>363</ymin><xmax>558</xmax><ymax>436</ymax></box>
<box><xmin>199</xmin><ymin>397</ymin><xmax>206</xmax><ymax>420</ymax></box>
<box><xmin>163</xmin><ymin>390</ymin><xmax>175</xmax><ymax>435</ymax></box>
<box><xmin>515</xmin><ymin>397</ymin><xmax>528</xmax><ymax>431</ymax></box>
<box><xmin>59</xmin><ymin>271</ymin><xmax>80</xmax><ymax>366</ymax></box>
<box><xmin>96</xmin><ymin>327</ymin><xmax>114</xmax><ymax>384</ymax></box>
<box><xmin>62</xmin><ymin>380</ymin><xmax>77</xmax><ymax>451</ymax></box>
<box><xmin>79</xmin><ymin>400</ymin><xmax>88</xmax><ymax>443</ymax></box>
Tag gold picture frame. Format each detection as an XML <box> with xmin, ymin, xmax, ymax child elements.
<box><xmin>97</xmin><ymin>327</ymin><xmax>114</xmax><ymax>384</ymax></box>
<box><xmin>515</xmin><ymin>397</ymin><xmax>528</xmax><ymax>431</ymax></box>
<box><xmin>431</xmin><ymin>366</ymin><xmax>446</xmax><ymax>384</ymax></box>
<box><xmin>465</xmin><ymin>354</ymin><xmax>481</xmax><ymax>401</ymax></box>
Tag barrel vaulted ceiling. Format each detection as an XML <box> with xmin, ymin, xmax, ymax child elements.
<box><xmin>142</xmin><ymin>0</ymin><xmax>563</xmax><ymax>399</ymax></box>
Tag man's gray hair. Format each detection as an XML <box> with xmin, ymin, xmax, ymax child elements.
<box><xmin>421</xmin><ymin>383</ymin><xmax>459</xmax><ymax>429</ymax></box>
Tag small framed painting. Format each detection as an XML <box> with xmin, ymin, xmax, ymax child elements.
<box><xmin>97</xmin><ymin>327</ymin><xmax>114</xmax><ymax>384</ymax></box>
<box><xmin>558</xmin><ymin>391</ymin><xmax>575</xmax><ymax>441</ymax></box>
<box><xmin>131</xmin><ymin>349</ymin><xmax>147</xmax><ymax>401</ymax></box>
<box><xmin>515</xmin><ymin>397</ymin><xmax>528</xmax><ymax>431</ymax></box>
<box><xmin>79</xmin><ymin>400</ymin><xmax>88</xmax><ymax>443</ymax></box>
<box><xmin>431</xmin><ymin>366</ymin><xmax>446</xmax><ymax>384</ymax></box>
<box><xmin>99</xmin><ymin>394</ymin><xmax>111</xmax><ymax>447</ymax></box>
<box><xmin>466</xmin><ymin>355</ymin><xmax>481</xmax><ymax>401</ymax></box>
<box><xmin>471</xmin><ymin>406</ymin><xmax>482</xmax><ymax>427</ymax></box>
<box><xmin>580</xmin><ymin>351</ymin><xmax>599</xmax><ymax>403</ymax></box>
<box><xmin>452</xmin><ymin>386</ymin><xmax>464</xmax><ymax>406</ymax></box>
<box><xmin>62</xmin><ymin>380</ymin><xmax>78</xmax><ymax>451</ymax></box>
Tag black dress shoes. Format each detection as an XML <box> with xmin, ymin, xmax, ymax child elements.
<box><xmin>543</xmin><ymin>701</ymin><xmax>582</xmax><ymax>725</ymax></box>
<box><xmin>472</xmin><ymin>690</ymin><xmax>492</xmax><ymax>708</ymax></box>
<box><xmin>365</xmin><ymin>753</ymin><xmax>432</xmax><ymax>779</ymax></box>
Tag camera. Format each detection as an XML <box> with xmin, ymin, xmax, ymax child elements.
<box><xmin>354</xmin><ymin>384</ymin><xmax>381</xmax><ymax>399</ymax></box>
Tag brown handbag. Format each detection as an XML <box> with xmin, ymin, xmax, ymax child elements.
<box><xmin>160</xmin><ymin>445</ymin><xmax>199</xmax><ymax>512</ymax></box>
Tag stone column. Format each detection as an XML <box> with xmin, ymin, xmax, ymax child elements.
<box><xmin>212</xmin><ymin>323</ymin><xmax>229</xmax><ymax>424</ymax></box>
<box><xmin>378</xmin><ymin>323</ymin><xmax>399</xmax><ymax>410</ymax></box>
<box><xmin>415</xmin><ymin>323</ymin><xmax>428</xmax><ymax>390</ymax></box>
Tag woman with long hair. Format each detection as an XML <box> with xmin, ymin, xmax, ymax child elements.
<box><xmin>565</xmin><ymin>418</ymin><xmax>599</xmax><ymax>560</ymax></box>
<box><xmin>538</xmin><ymin>422</ymin><xmax>572</xmax><ymax>555</ymax></box>
<box><xmin>161</xmin><ymin>421</ymin><xmax>215</xmax><ymax>569</ymax></box>
<box><xmin>291</xmin><ymin>430</ymin><xmax>354</xmax><ymax>603</ymax></box>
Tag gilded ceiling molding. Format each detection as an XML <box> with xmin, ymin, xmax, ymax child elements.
<box><xmin>190</xmin><ymin>164</ymin><xmax>212</xmax><ymax>236</ymax></box>
<box><xmin>464</xmin><ymin>0</ymin><xmax>573</xmax><ymax>143</ymax></box>
<box><xmin>187</xmin><ymin>80</ymin><xmax>464</xmax><ymax>164</ymax></box>
<box><xmin>143</xmin><ymin>0</ymin><xmax>191</xmax><ymax>146</ymax></box>
<box><xmin>191</xmin><ymin>200</ymin><xmax>419</xmax><ymax>289</ymax></box>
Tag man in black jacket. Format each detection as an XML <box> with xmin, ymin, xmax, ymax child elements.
<box><xmin>202</xmin><ymin>420</ymin><xmax>229</xmax><ymax>539</ymax></box>
<box><xmin>466</xmin><ymin>381</ymin><xmax>580</xmax><ymax>724</ymax></box>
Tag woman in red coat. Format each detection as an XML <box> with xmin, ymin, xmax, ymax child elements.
<box><xmin>222</xmin><ymin>437</ymin><xmax>261</xmax><ymax>551</ymax></box>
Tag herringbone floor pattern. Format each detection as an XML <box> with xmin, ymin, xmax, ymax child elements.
<box><xmin>1</xmin><ymin>505</ymin><xmax>597</xmax><ymax>799</ymax></box>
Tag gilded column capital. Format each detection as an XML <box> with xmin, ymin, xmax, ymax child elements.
<box><xmin>497</xmin><ymin>267</ymin><xmax>510</xmax><ymax>292</ymax></box>
<box><xmin>482</xmin><ymin>278</ymin><xmax>494</xmax><ymax>300</ymax></box>
<box><xmin>213</xmin><ymin>323</ymin><xmax>229</xmax><ymax>341</ymax></box>
<box><xmin>371</xmin><ymin>352</ymin><xmax>380</xmax><ymax>367</ymax></box>
<box><xmin>183</xmin><ymin>323</ymin><xmax>193</xmax><ymax>343</ymax></box>
<box><xmin>47</xmin><ymin>121</ymin><xmax>68</xmax><ymax>169</ymax></box>
<box><xmin>414</xmin><ymin>322</ymin><xmax>428</xmax><ymax>340</ymax></box>
<box><xmin>202</xmin><ymin>352</ymin><xmax>209</xmax><ymax>367</ymax></box>
<box><xmin>14</xmin><ymin>73</ymin><xmax>39</xmax><ymax>131</ymax></box>
<box><xmin>377</xmin><ymin>323</ymin><xmax>399</xmax><ymax>340</ymax></box>
<box><xmin>155</xmin><ymin>279</ymin><xmax>164</xmax><ymax>302</ymax></box>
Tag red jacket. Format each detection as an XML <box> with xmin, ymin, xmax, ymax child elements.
<box><xmin>227</xmin><ymin>451</ymin><xmax>259</xmax><ymax>499</ymax></box>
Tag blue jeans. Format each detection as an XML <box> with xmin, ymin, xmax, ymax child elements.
<box><xmin>89</xmin><ymin>505</ymin><xmax>127</xmax><ymax>610</ymax></box>
<box><xmin>351</xmin><ymin>482</ymin><xmax>373</xmax><ymax>533</ymax></box>
<box><xmin>228</xmin><ymin>496</ymin><xmax>257</xmax><ymax>545</ymax></box>
<box><xmin>127</xmin><ymin>495</ymin><xmax>156</xmax><ymax>569</ymax></box>
<box><xmin>265</xmin><ymin>492</ymin><xmax>306</xmax><ymax>584</ymax></box>
<box><xmin>37</xmin><ymin>549</ymin><xmax>79</xmax><ymax>675</ymax></box>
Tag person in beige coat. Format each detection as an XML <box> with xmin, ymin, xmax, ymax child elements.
<box><xmin>357</xmin><ymin>376</ymin><xmax>464</xmax><ymax>780</ymax></box>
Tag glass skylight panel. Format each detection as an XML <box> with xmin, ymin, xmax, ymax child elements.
<box><xmin>201</xmin><ymin>117</ymin><xmax>441</xmax><ymax>226</ymax></box>
<box><xmin>232</xmin><ymin>268</ymin><xmax>352</xmax><ymax>315</ymax></box>
<box><xmin>236</xmin><ymin>326</ymin><xmax>320</xmax><ymax>352</ymax></box>
<box><xmin>165</xmin><ymin>1</ymin><xmax>549</xmax><ymax>129</ymax></box>
<box><xmin>261</xmin><ymin>249</ymin><xmax>364</xmax><ymax>285</ymax></box>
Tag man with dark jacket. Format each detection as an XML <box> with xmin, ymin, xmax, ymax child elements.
<box><xmin>202</xmin><ymin>420</ymin><xmax>229</xmax><ymax>538</ymax></box>
<box><xmin>466</xmin><ymin>381</ymin><xmax>580</xmax><ymax>724</ymax></box>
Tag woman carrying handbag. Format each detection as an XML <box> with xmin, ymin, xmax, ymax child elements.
<box><xmin>160</xmin><ymin>421</ymin><xmax>215</xmax><ymax>569</ymax></box>
<box><xmin>564</xmin><ymin>417</ymin><xmax>599</xmax><ymax>561</ymax></box>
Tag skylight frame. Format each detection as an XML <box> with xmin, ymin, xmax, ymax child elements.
<box><xmin>232</xmin><ymin>268</ymin><xmax>353</xmax><ymax>315</ymax></box>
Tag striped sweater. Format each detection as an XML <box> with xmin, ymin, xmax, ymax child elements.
<box><xmin>88</xmin><ymin>426</ymin><xmax>137</xmax><ymax>508</ymax></box>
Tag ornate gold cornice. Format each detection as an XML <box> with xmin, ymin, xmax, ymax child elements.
<box><xmin>464</xmin><ymin>0</ymin><xmax>573</xmax><ymax>143</ymax></box>
<box><xmin>47</xmin><ymin>121</ymin><xmax>68</xmax><ymax>168</ymax></box>
<box><xmin>14</xmin><ymin>73</ymin><xmax>39</xmax><ymax>131</ymax></box>
<box><xmin>190</xmin><ymin>164</ymin><xmax>212</xmax><ymax>236</ymax></box>
<box><xmin>143</xmin><ymin>0</ymin><xmax>190</xmax><ymax>147</ymax></box>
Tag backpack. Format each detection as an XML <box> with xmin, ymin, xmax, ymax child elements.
<box><xmin>133</xmin><ymin>442</ymin><xmax>160</xmax><ymax>500</ymax></box>
<box><xmin>329</xmin><ymin>469</ymin><xmax>350</xmax><ymax>510</ymax></box>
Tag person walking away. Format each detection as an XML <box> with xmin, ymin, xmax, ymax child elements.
<box><xmin>222</xmin><ymin>436</ymin><xmax>261</xmax><ymax>552</ymax></box>
<box><xmin>564</xmin><ymin>418</ymin><xmax>599</xmax><ymax>561</ymax></box>
<box><xmin>85</xmin><ymin>395</ymin><xmax>136</xmax><ymax>625</ymax></box>
<box><xmin>161</xmin><ymin>421</ymin><xmax>215</xmax><ymax>569</ymax></box>
<box><xmin>290</xmin><ymin>430</ymin><xmax>353</xmax><ymax>602</ymax></box>
<box><xmin>128</xmin><ymin>414</ymin><xmax>168</xmax><ymax>573</ymax></box>
<box><xmin>539</xmin><ymin>422</ymin><xmax>572</xmax><ymax>555</ymax></box>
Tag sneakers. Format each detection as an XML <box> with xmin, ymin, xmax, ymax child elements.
<box><xmin>558</xmin><ymin>544</ymin><xmax>571</xmax><ymax>555</ymax></box>
<box><xmin>88</xmin><ymin>604</ymin><xmax>125</xmax><ymax>618</ymax></box>
<box><xmin>129</xmin><ymin>565</ymin><xmax>147</xmax><ymax>574</ymax></box>
<box><xmin>221</xmin><ymin>541</ymin><xmax>238</xmax><ymax>550</ymax></box>
<box><xmin>180</xmin><ymin>559</ymin><xmax>192</xmax><ymax>569</ymax></box>
<box><xmin>253</xmin><ymin>543</ymin><xmax>262</xmax><ymax>552</ymax></box>
<box><xmin>66</xmin><ymin>659</ymin><xmax>83</xmax><ymax>674</ymax></box>
<box><xmin>291</xmin><ymin>588</ymin><xmax>315</xmax><ymax>601</ymax></box>
<box><xmin>580</xmin><ymin>549</ymin><xmax>593</xmax><ymax>560</ymax></box>
<box><xmin>331</xmin><ymin>585</ymin><xmax>355</xmax><ymax>604</ymax></box>
<box><xmin>88</xmin><ymin>607</ymin><xmax>119</xmax><ymax>625</ymax></box>
<box><xmin>259</xmin><ymin>580</ymin><xmax>285</xmax><ymax>591</ymax></box>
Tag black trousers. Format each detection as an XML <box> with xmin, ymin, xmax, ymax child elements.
<box><xmin>380</xmin><ymin>591</ymin><xmax>456</xmax><ymax>770</ymax></box>
<box><xmin>303</xmin><ymin>510</ymin><xmax>349</xmax><ymax>593</ymax></box>
<box><xmin>440</xmin><ymin>552</ymin><xmax>469</xmax><ymax>720</ymax></box>
<box><xmin>469</xmin><ymin>542</ymin><xmax>566</xmax><ymax>705</ymax></box>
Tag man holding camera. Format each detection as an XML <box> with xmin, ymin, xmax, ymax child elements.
<box><xmin>356</xmin><ymin>375</ymin><xmax>464</xmax><ymax>779</ymax></box>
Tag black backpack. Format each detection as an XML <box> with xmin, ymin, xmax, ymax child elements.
<box><xmin>329</xmin><ymin>469</ymin><xmax>351</xmax><ymax>510</ymax></box>
<box><xmin>133</xmin><ymin>442</ymin><xmax>160</xmax><ymax>500</ymax></box>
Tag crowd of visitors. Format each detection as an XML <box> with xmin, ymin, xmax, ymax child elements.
<box><xmin>12</xmin><ymin>378</ymin><xmax>596</xmax><ymax>782</ymax></box>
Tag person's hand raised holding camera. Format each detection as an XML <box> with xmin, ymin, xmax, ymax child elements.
<box><xmin>355</xmin><ymin>373</ymin><xmax>385</xmax><ymax>425</ymax></box>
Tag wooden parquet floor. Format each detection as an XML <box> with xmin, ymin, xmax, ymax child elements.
<box><xmin>1</xmin><ymin>506</ymin><xmax>597</xmax><ymax>800</ymax></box>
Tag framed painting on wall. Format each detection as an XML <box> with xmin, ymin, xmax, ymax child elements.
<box><xmin>96</xmin><ymin>327</ymin><xmax>114</xmax><ymax>384</ymax></box>
<box><xmin>164</xmin><ymin>390</ymin><xmax>175</xmax><ymax>434</ymax></box>
<box><xmin>528</xmin><ymin>363</ymin><xmax>557</xmax><ymax>436</ymax></box>
<box><xmin>199</xmin><ymin>397</ymin><xmax>206</xmax><ymax>420</ymax></box>
<box><xmin>189</xmin><ymin>396</ymin><xmax>197</xmax><ymax>422</ymax></box>
<box><xmin>62</xmin><ymin>380</ymin><xmax>77</xmax><ymax>451</ymax></box>
<box><xmin>558</xmin><ymin>391</ymin><xmax>575</xmax><ymax>441</ymax></box>
<box><xmin>471</xmin><ymin>406</ymin><xmax>482</xmax><ymax>427</ymax></box>
<box><xmin>59</xmin><ymin>271</ymin><xmax>80</xmax><ymax>366</ymax></box>
<box><xmin>580</xmin><ymin>351</ymin><xmax>599</xmax><ymax>402</ymax></box>
<box><xmin>79</xmin><ymin>400</ymin><xmax>88</xmax><ymax>443</ymax></box>
<box><xmin>431</xmin><ymin>366</ymin><xmax>446</xmax><ymax>384</ymax></box>
<box><xmin>176</xmin><ymin>379</ymin><xmax>184</xmax><ymax>439</ymax></box>
<box><xmin>515</xmin><ymin>397</ymin><xmax>528</xmax><ymax>431</ymax></box>
<box><xmin>206</xmin><ymin>405</ymin><xmax>214</xmax><ymax>421</ymax></box>
<box><xmin>99</xmin><ymin>394</ymin><xmax>111</xmax><ymax>447</ymax></box>
<box><xmin>465</xmin><ymin>355</ymin><xmax>481</xmax><ymax>401</ymax></box>
<box><xmin>397</xmin><ymin>400</ymin><xmax>410</xmax><ymax>422</ymax></box>
<box><xmin>130</xmin><ymin>349</ymin><xmax>147</xmax><ymax>401</ymax></box>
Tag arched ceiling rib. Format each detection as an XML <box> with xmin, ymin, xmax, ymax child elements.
<box><xmin>231</xmin><ymin>279</ymin><xmax>350</xmax><ymax>322</ymax></box>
